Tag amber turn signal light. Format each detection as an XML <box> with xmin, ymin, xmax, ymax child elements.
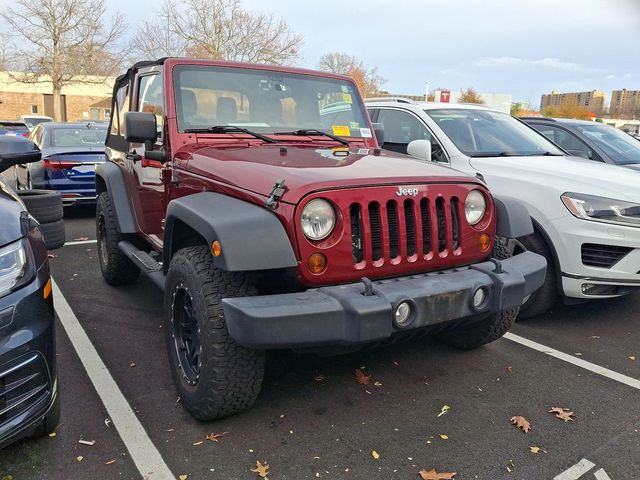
<box><xmin>307</xmin><ymin>253</ymin><xmax>327</xmax><ymax>274</ymax></box>
<box><xmin>211</xmin><ymin>240</ymin><xmax>222</xmax><ymax>257</ymax></box>
<box><xmin>43</xmin><ymin>278</ymin><xmax>52</xmax><ymax>299</ymax></box>
<box><xmin>479</xmin><ymin>234</ymin><xmax>491</xmax><ymax>252</ymax></box>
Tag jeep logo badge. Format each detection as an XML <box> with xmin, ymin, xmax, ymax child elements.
<box><xmin>396</xmin><ymin>187</ymin><xmax>419</xmax><ymax>197</ymax></box>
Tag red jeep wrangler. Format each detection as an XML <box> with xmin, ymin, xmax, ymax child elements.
<box><xmin>96</xmin><ymin>58</ymin><xmax>546</xmax><ymax>420</ymax></box>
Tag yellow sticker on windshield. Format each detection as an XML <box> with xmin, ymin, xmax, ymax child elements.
<box><xmin>342</xmin><ymin>93</ymin><xmax>353</xmax><ymax>104</ymax></box>
<box><xmin>332</xmin><ymin>125</ymin><xmax>351</xmax><ymax>136</ymax></box>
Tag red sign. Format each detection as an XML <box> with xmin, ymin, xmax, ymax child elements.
<box><xmin>440</xmin><ymin>90</ymin><xmax>451</xmax><ymax>103</ymax></box>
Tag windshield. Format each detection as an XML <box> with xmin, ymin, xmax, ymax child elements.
<box><xmin>425</xmin><ymin>108</ymin><xmax>564</xmax><ymax>157</ymax></box>
<box><xmin>173</xmin><ymin>65</ymin><xmax>370</xmax><ymax>138</ymax></box>
<box><xmin>24</xmin><ymin>117</ymin><xmax>52</xmax><ymax>129</ymax></box>
<box><xmin>575</xmin><ymin>123</ymin><xmax>640</xmax><ymax>165</ymax></box>
<box><xmin>51</xmin><ymin>125</ymin><xmax>107</xmax><ymax>148</ymax></box>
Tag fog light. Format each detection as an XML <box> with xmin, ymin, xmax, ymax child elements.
<box><xmin>394</xmin><ymin>301</ymin><xmax>413</xmax><ymax>327</ymax></box>
<box><xmin>473</xmin><ymin>288</ymin><xmax>487</xmax><ymax>309</ymax></box>
<box><xmin>307</xmin><ymin>253</ymin><xmax>327</xmax><ymax>274</ymax></box>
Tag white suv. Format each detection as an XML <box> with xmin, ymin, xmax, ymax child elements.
<box><xmin>366</xmin><ymin>99</ymin><xmax>640</xmax><ymax>318</ymax></box>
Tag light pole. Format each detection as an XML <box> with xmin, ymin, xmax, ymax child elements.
<box><xmin>425</xmin><ymin>81</ymin><xmax>430</xmax><ymax>102</ymax></box>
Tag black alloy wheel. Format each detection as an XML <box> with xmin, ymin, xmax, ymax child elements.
<box><xmin>171</xmin><ymin>285</ymin><xmax>201</xmax><ymax>386</ymax></box>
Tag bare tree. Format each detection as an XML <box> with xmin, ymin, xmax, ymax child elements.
<box><xmin>132</xmin><ymin>0</ymin><xmax>303</xmax><ymax>65</ymax></box>
<box><xmin>458</xmin><ymin>87</ymin><xmax>485</xmax><ymax>104</ymax></box>
<box><xmin>317</xmin><ymin>52</ymin><xmax>386</xmax><ymax>96</ymax></box>
<box><xmin>1</xmin><ymin>0</ymin><xmax>127</xmax><ymax>121</ymax></box>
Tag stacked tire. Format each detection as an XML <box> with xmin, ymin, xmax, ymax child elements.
<box><xmin>18</xmin><ymin>190</ymin><xmax>65</xmax><ymax>249</ymax></box>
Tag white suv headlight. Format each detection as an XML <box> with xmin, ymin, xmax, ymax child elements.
<box><xmin>465</xmin><ymin>190</ymin><xmax>486</xmax><ymax>225</ymax></box>
<box><xmin>0</xmin><ymin>239</ymin><xmax>29</xmax><ymax>298</ymax></box>
<box><xmin>301</xmin><ymin>199</ymin><xmax>335</xmax><ymax>240</ymax></box>
<box><xmin>561</xmin><ymin>192</ymin><xmax>640</xmax><ymax>227</ymax></box>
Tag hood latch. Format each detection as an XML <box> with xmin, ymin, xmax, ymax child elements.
<box><xmin>266</xmin><ymin>178</ymin><xmax>287</xmax><ymax>209</ymax></box>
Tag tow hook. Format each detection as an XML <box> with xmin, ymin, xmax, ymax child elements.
<box><xmin>361</xmin><ymin>277</ymin><xmax>375</xmax><ymax>296</ymax></box>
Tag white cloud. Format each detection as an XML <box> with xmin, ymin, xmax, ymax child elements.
<box><xmin>475</xmin><ymin>57</ymin><xmax>594</xmax><ymax>73</ymax></box>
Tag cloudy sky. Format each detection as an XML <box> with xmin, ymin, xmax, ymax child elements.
<box><xmin>6</xmin><ymin>0</ymin><xmax>640</xmax><ymax>108</ymax></box>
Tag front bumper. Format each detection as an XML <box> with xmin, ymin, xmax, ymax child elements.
<box><xmin>223</xmin><ymin>251</ymin><xmax>546</xmax><ymax>348</ymax></box>
<box><xmin>546</xmin><ymin>216</ymin><xmax>640</xmax><ymax>298</ymax></box>
<box><xmin>0</xmin><ymin>263</ymin><xmax>56</xmax><ymax>449</ymax></box>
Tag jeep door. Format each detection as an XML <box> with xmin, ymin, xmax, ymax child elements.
<box><xmin>129</xmin><ymin>70</ymin><xmax>167</xmax><ymax>245</ymax></box>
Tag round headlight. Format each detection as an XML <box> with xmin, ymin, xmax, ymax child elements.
<box><xmin>465</xmin><ymin>190</ymin><xmax>486</xmax><ymax>225</ymax></box>
<box><xmin>301</xmin><ymin>199</ymin><xmax>335</xmax><ymax>240</ymax></box>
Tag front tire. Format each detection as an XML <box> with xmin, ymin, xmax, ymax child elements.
<box><xmin>165</xmin><ymin>246</ymin><xmax>265</xmax><ymax>421</ymax></box>
<box><xmin>96</xmin><ymin>192</ymin><xmax>140</xmax><ymax>286</ymax></box>
<box><xmin>493</xmin><ymin>232</ymin><xmax>558</xmax><ymax>318</ymax></box>
<box><xmin>434</xmin><ymin>308</ymin><xmax>519</xmax><ymax>349</ymax></box>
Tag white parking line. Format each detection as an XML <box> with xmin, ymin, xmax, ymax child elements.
<box><xmin>64</xmin><ymin>239</ymin><xmax>97</xmax><ymax>246</ymax></box>
<box><xmin>51</xmin><ymin>278</ymin><xmax>175</xmax><ymax>480</ymax></box>
<box><xmin>594</xmin><ymin>468</ymin><xmax>612</xmax><ymax>480</ymax></box>
<box><xmin>553</xmin><ymin>458</ymin><xmax>595</xmax><ymax>480</ymax></box>
<box><xmin>504</xmin><ymin>332</ymin><xmax>640</xmax><ymax>390</ymax></box>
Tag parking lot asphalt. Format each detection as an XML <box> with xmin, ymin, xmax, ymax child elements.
<box><xmin>1</xmin><ymin>208</ymin><xmax>639</xmax><ymax>480</ymax></box>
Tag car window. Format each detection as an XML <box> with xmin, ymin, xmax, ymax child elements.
<box><xmin>530</xmin><ymin>124</ymin><xmax>593</xmax><ymax>158</ymax></box>
<box><xmin>377</xmin><ymin>109</ymin><xmax>448</xmax><ymax>162</ymax></box>
<box><xmin>425</xmin><ymin>108</ymin><xmax>564</xmax><ymax>157</ymax></box>
<box><xmin>137</xmin><ymin>74</ymin><xmax>164</xmax><ymax>140</ymax></box>
<box><xmin>575</xmin><ymin>123</ymin><xmax>640</xmax><ymax>165</ymax></box>
<box><xmin>111</xmin><ymin>84</ymin><xmax>129</xmax><ymax>137</ymax></box>
<box><xmin>51</xmin><ymin>126</ymin><xmax>108</xmax><ymax>148</ymax></box>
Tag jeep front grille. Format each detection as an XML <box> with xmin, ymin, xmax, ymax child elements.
<box><xmin>581</xmin><ymin>243</ymin><xmax>632</xmax><ymax>268</ymax></box>
<box><xmin>0</xmin><ymin>353</ymin><xmax>50</xmax><ymax>427</ymax></box>
<box><xmin>350</xmin><ymin>196</ymin><xmax>462</xmax><ymax>266</ymax></box>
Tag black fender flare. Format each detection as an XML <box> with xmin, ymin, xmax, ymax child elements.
<box><xmin>163</xmin><ymin>192</ymin><xmax>298</xmax><ymax>272</ymax></box>
<box><xmin>493</xmin><ymin>196</ymin><xmax>534</xmax><ymax>239</ymax></box>
<box><xmin>95</xmin><ymin>162</ymin><xmax>137</xmax><ymax>233</ymax></box>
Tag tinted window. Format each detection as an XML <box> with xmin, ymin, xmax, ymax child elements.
<box><xmin>530</xmin><ymin>124</ymin><xmax>592</xmax><ymax>158</ymax></box>
<box><xmin>51</xmin><ymin>126</ymin><xmax>107</xmax><ymax>148</ymax></box>
<box><xmin>377</xmin><ymin>109</ymin><xmax>447</xmax><ymax>162</ymax></box>
<box><xmin>426</xmin><ymin>108</ymin><xmax>564</xmax><ymax>157</ymax></box>
<box><xmin>575</xmin><ymin>123</ymin><xmax>640</xmax><ymax>165</ymax></box>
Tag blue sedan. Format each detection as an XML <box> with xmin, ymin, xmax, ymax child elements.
<box><xmin>16</xmin><ymin>122</ymin><xmax>107</xmax><ymax>205</ymax></box>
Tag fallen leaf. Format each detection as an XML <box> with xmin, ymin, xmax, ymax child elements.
<box><xmin>629</xmin><ymin>356</ymin><xmax>636</xmax><ymax>361</ymax></box>
<box><xmin>373</xmin><ymin>381</ymin><xmax>383</xmax><ymax>387</ymax></box>
<box><xmin>129</xmin><ymin>362</ymin><xmax>136</xmax><ymax>368</ymax></box>
<box><xmin>76</xmin><ymin>456</ymin><xmax>84</xmax><ymax>462</ymax></box>
<box><xmin>506</xmin><ymin>366</ymin><xmax>513</xmax><ymax>373</ymax></box>
<box><xmin>354</xmin><ymin>368</ymin><xmax>371</xmax><ymax>385</ymax></box>
<box><xmin>506</xmin><ymin>460</ymin><xmax>515</xmax><ymax>472</ymax></box>
<box><xmin>437</xmin><ymin>405</ymin><xmax>450</xmax><ymax>417</ymax></box>
<box><xmin>192</xmin><ymin>441</ymin><xmax>203</xmax><ymax>446</ymax></box>
<box><xmin>179</xmin><ymin>475</ymin><xmax>188</xmax><ymax>480</ymax></box>
<box><xmin>439</xmin><ymin>434</ymin><xmax>449</xmax><ymax>440</ymax></box>
<box><xmin>48</xmin><ymin>432</ymin><xmax>56</xmax><ymax>437</ymax></box>
<box><xmin>529</xmin><ymin>446</ymin><xmax>540</xmax><ymax>454</ymax></box>
<box><xmin>74</xmin><ymin>236</ymin><xmax>89</xmax><ymax>241</ymax></box>
<box><xmin>251</xmin><ymin>460</ymin><xmax>270</xmax><ymax>478</ymax></box>
<box><xmin>371</xmin><ymin>450</ymin><xmax>380</xmax><ymax>459</ymax></box>
<box><xmin>419</xmin><ymin>468</ymin><xmax>456</xmax><ymax>479</ymax></box>
<box><xmin>510</xmin><ymin>415</ymin><xmax>531</xmax><ymax>433</ymax></box>
<box><xmin>206</xmin><ymin>431</ymin><xmax>228</xmax><ymax>442</ymax></box>
<box><xmin>549</xmin><ymin>407</ymin><xmax>575</xmax><ymax>422</ymax></box>
<box><xmin>47</xmin><ymin>253</ymin><xmax>57</xmax><ymax>258</ymax></box>
<box><xmin>574</xmin><ymin>352</ymin><xmax>583</xmax><ymax>356</ymax></box>
<box><xmin>105</xmin><ymin>459</ymin><xmax>116</xmax><ymax>465</ymax></box>
<box><xmin>313</xmin><ymin>373</ymin><xmax>327</xmax><ymax>382</ymax></box>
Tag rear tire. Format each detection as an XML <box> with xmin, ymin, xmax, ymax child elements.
<box><xmin>165</xmin><ymin>246</ymin><xmax>265</xmax><ymax>421</ymax></box>
<box><xmin>38</xmin><ymin>219</ymin><xmax>65</xmax><ymax>250</ymax></box>
<box><xmin>493</xmin><ymin>232</ymin><xmax>558</xmax><ymax>318</ymax></box>
<box><xmin>17</xmin><ymin>189</ymin><xmax>63</xmax><ymax>224</ymax></box>
<box><xmin>434</xmin><ymin>308</ymin><xmax>519</xmax><ymax>349</ymax></box>
<box><xmin>96</xmin><ymin>192</ymin><xmax>140</xmax><ymax>286</ymax></box>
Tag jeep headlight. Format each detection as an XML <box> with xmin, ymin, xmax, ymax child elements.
<box><xmin>301</xmin><ymin>199</ymin><xmax>335</xmax><ymax>240</ymax></box>
<box><xmin>465</xmin><ymin>190</ymin><xmax>486</xmax><ymax>225</ymax></box>
<box><xmin>561</xmin><ymin>192</ymin><xmax>640</xmax><ymax>227</ymax></box>
<box><xmin>0</xmin><ymin>239</ymin><xmax>29</xmax><ymax>298</ymax></box>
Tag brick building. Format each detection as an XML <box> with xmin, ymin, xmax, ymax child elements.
<box><xmin>609</xmin><ymin>89</ymin><xmax>640</xmax><ymax>119</ymax></box>
<box><xmin>0</xmin><ymin>72</ymin><xmax>114</xmax><ymax>122</ymax></box>
<box><xmin>540</xmin><ymin>90</ymin><xmax>606</xmax><ymax>116</ymax></box>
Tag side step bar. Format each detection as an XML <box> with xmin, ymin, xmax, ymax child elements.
<box><xmin>118</xmin><ymin>241</ymin><xmax>165</xmax><ymax>290</ymax></box>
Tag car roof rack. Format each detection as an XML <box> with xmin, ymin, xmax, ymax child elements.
<box><xmin>364</xmin><ymin>97</ymin><xmax>419</xmax><ymax>105</ymax></box>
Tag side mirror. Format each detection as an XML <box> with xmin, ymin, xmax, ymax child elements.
<box><xmin>565</xmin><ymin>149</ymin><xmax>590</xmax><ymax>159</ymax></box>
<box><xmin>124</xmin><ymin>112</ymin><xmax>158</xmax><ymax>144</ymax></box>
<box><xmin>372</xmin><ymin>123</ymin><xmax>385</xmax><ymax>146</ymax></box>
<box><xmin>0</xmin><ymin>136</ymin><xmax>41</xmax><ymax>173</ymax></box>
<box><xmin>407</xmin><ymin>139</ymin><xmax>432</xmax><ymax>162</ymax></box>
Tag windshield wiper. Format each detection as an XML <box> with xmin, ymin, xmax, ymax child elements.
<box><xmin>470</xmin><ymin>152</ymin><xmax>520</xmax><ymax>158</ymax></box>
<box><xmin>274</xmin><ymin>129</ymin><xmax>350</xmax><ymax>146</ymax></box>
<box><xmin>183</xmin><ymin>125</ymin><xmax>277</xmax><ymax>144</ymax></box>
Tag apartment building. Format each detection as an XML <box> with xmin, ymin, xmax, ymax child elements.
<box><xmin>540</xmin><ymin>90</ymin><xmax>606</xmax><ymax>116</ymax></box>
<box><xmin>609</xmin><ymin>89</ymin><xmax>640</xmax><ymax>119</ymax></box>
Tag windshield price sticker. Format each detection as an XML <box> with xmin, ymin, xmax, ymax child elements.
<box><xmin>332</xmin><ymin>125</ymin><xmax>351</xmax><ymax>136</ymax></box>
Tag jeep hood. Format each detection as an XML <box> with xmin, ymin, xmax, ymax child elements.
<box><xmin>182</xmin><ymin>144</ymin><xmax>478</xmax><ymax>203</ymax></box>
<box><xmin>469</xmin><ymin>155</ymin><xmax>640</xmax><ymax>202</ymax></box>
